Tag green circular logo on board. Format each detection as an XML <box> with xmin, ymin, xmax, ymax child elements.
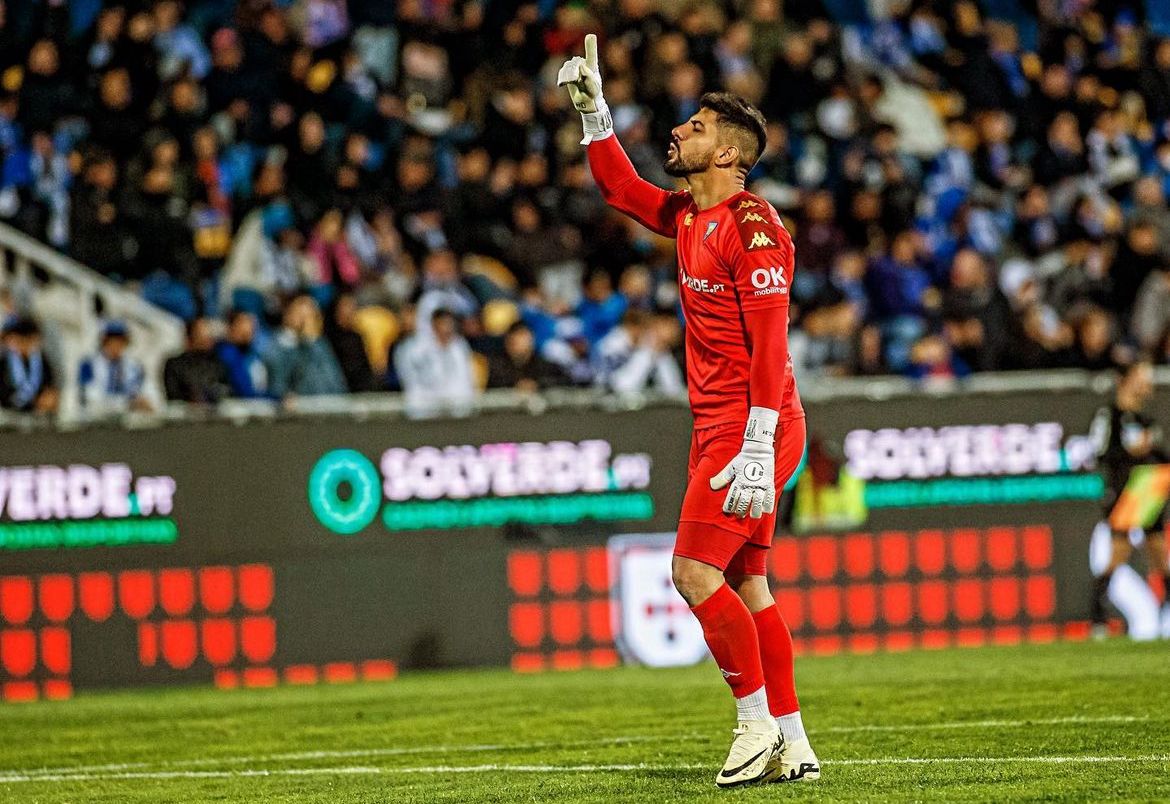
<box><xmin>308</xmin><ymin>450</ymin><xmax>381</xmax><ymax>534</ymax></box>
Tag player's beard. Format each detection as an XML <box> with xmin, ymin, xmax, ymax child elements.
<box><xmin>663</xmin><ymin>145</ymin><xmax>713</xmax><ymax>177</ymax></box>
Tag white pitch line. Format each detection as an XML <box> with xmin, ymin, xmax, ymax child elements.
<box><xmin>0</xmin><ymin>764</ymin><xmax>701</xmax><ymax>784</ymax></box>
<box><xmin>2</xmin><ymin>756</ymin><xmax>1169</xmax><ymax>785</ymax></box>
<box><xmin>2</xmin><ymin>734</ymin><xmax>699</xmax><ymax>778</ymax></box>
<box><xmin>821</xmin><ymin>714</ymin><xmax>1148</xmax><ymax>734</ymax></box>
<box><xmin>831</xmin><ymin>756</ymin><xmax>1170</xmax><ymax>766</ymax></box>
<box><xmin>3</xmin><ymin>714</ymin><xmax>1151</xmax><ymax>779</ymax></box>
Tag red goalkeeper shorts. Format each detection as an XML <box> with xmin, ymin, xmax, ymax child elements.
<box><xmin>674</xmin><ymin>416</ymin><xmax>806</xmax><ymax>575</ymax></box>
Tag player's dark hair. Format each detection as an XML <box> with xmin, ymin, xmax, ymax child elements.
<box><xmin>699</xmin><ymin>91</ymin><xmax>768</xmax><ymax>171</ymax></box>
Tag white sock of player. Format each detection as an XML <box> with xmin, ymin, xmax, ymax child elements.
<box><xmin>777</xmin><ymin>711</ymin><xmax>807</xmax><ymax>742</ymax></box>
<box><xmin>735</xmin><ymin>686</ymin><xmax>771</xmax><ymax>721</ymax></box>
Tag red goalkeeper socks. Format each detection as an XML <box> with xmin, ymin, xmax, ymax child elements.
<box><xmin>690</xmin><ymin>583</ymin><xmax>765</xmax><ymax>701</ymax></box>
<box><xmin>752</xmin><ymin>604</ymin><xmax>799</xmax><ymax>716</ymax></box>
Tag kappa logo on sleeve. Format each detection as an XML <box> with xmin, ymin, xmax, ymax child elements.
<box><xmin>748</xmin><ymin>231</ymin><xmax>776</xmax><ymax>249</ymax></box>
<box><xmin>732</xmin><ymin>196</ymin><xmax>786</xmax><ymax>253</ymax></box>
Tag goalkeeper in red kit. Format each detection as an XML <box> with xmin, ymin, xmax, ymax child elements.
<box><xmin>560</xmin><ymin>36</ymin><xmax>818</xmax><ymax>787</ymax></box>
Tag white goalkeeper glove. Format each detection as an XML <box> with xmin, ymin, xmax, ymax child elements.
<box><xmin>709</xmin><ymin>407</ymin><xmax>779</xmax><ymax>519</ymax></box>
<box><xmin>557</xmin><ymin>33</ymin><xmax>613</xmax><ymax>145</ymax></box>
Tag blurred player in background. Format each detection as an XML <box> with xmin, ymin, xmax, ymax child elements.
<box><xmin>560</xmin><ymin>36</ymin><xmax>816</xmax><ymax>787</ymax></box>
<box><xmin>1089</xmin><ymin>361</ymin><xmax>1170</xmax><ymax>638</ymax></box>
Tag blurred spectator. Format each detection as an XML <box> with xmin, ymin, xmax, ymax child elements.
<box><xmin>865</xmin><ymin>231</ymin><xmax>939</xmax><ymax>370</ymax></box>
<box><xmin>1131</xmin><ymin>176</ymin><xmax>1170</xmax><ymax>245</ymax></box>
<box><xmin>1072</xmin><ymin>307</ymin><xmax>1126</xmax><ymax>372</ymax></box>
<box><xmin>78</xmin><ymin>321</ymin><xmax>152</xmax><ymax>415</ymax></box>
<box><xmin>164</xmin><ymin>318</ymin><xmax>230</xmax><ymax>404</ymax></box>
<box><xmin>20</xmin><ymin>40</ymin><xmax>79</xmax><ymax>134</ymax></box>
<box><xmin>1133</xmin><ymin>267</ymin><xmax>1170</xmax><ymax>351</ymax></box>
<box><xmin>1086</xmin><ymin>109</ymin><xmax>1141</xmax><ymax>194</ymax></box>
<box><xmin>1013</xmin><ymin>186</ymin><xmax>1061</xmax><ymax>258</ymax></box>
<box><xmin>1112</xmin><ymin>220</ymin><xmax>1165</xmax><ymax>318</ymax></box>
<box><xmin>215</xmin><ymin>310</ymin><xmax>269</xmax><ymax>399</ymax></box>
<box><xmin>309</xmin><ymin>209</ymin><xmax>362</xmax><ymax>290</ymax></box>
<box><xmin>265</xmin><ymin>294</ymin><xmax>347</xmax><ymax>399</ymax></box>
<box><xmin>941</xmin><ymin>249</ymin><xmax>1011</xmax><ymax>372</ymax></box>
<box><xmin>415</xmin><ymin>249</ymin><xmax>479</xmax><ymax>326</ymax></box>
<box><xmin>793</xmin><ymin>251</ymin><xmax>867</xmax><ymax>375</ymax></box>
<box><xmin>325</xmin><ymin>292</ymin><xmax>379</xmax><ymax>392</ymax></box>
<box><xmin>221</xmin><ymin>203</ymin><xmax>316</xmax><ymax>315</ymax></box>
<box><xmin>577</xmin><ymin>270</ymin><xmax>627</xmax><ymax>346</ymax></box>
<box><xmin>153</xmin><ymin>0</ymin><xmax>210</xmax><ymax>80</ymax></box>
<box><xmin>2</xmin><ymin>0</ymin><xmax>1170</xmax><ymax>397</ymax></box>
<box><xmin>488</xmin><ymin>321</ymin><xmax>570</xmax><ymax>392</ymax></box>
<box><xmin>1006</xmin><ymin>303</ymin><xmax>1076</xmax><ymax>371</ymax></box>
<box><xmin>850</xmin><ymin>325</ymin><xmax>887</xmax><ymax>377</ymax></box>
<box><xmin>793</xmin><ymin>190</ymin><xmax>846</xmax><ymax>279</ymax></box>
<box><xmin>394</xmin><ymin>308</ymin><xmax>476</xmax><ymax>416</ymax></box>
<box><xmin>69</xmin><ymin>151</ymin><xmax>135</xmax><ymax>279</ymax></box>
<box><xmin>906</xmin><ymin>334</ymin><xmax>970</xmax><ymax>382</ymax></box>
<box><xmin>595</xmin><ymin>310</ymin><xmax>684</xmax><ymax>394</ymax></box>
<box><xmin>0</xmin><ymin>130</ymin><xmax>71</xmax><ymax>247</ymax></box>
<box><xmin>503</xmin><ymin>196</ymin><xmax>585</xmax><ymax>304</ymax></box>
<box><xmin>0</xmin><ymin>317</ymin><xmax>57</xmax><ymax>414</ymax></box>
<box><xmin>1035</xmin><ymin>112</ymin><xmax>1089</xmax><ymax>187</ymax></box>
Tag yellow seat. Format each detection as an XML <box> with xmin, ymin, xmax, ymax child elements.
<box><xmin>481</xmin><ymin>299</ymin><xmax>521</xmax><ymax>336</ymax></box>
<box><xmin>464</xmin><ymin>254</ymin><xmax>519</xmax><ymax>293</ymax></box>
<box><xmin>470</xmin><ymin>352</ymin><xmax>490</xmax><ymax>391</ymax></box>
<box><xmin>351</xmin><ymin>306</ymin><xmax>400</xmax><ymax>373</ymax></box>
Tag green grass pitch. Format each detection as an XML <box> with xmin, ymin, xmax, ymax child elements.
<box><xmin>1</xmin><ymin>641</ymin><xmax>1168</xmax><ymax>802</ymax></box>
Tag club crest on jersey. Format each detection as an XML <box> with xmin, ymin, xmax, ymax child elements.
<box><xmin>704</xmin><ymin>221</ymin><xmax>718</xmax><ymax>240</ymax></box>
<box><xmin>748</xmin><ymin>231</ymin><xmax>776</xmax><ymax>250</ymax></box>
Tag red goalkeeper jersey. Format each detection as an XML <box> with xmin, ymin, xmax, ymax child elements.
<box><xmin>588</xmin><ymin>135</ymin><xmax>803</xmax><ymax>430</ymax></box>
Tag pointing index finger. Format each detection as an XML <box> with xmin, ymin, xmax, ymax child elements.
<box><xmin>584</xmin><ymin>33</ymin><xmax>599</xmax><ymax>72</ymax></box>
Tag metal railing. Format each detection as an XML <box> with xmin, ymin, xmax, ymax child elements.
<box><xmin>0</xmin><ymin>222</ymin><xmax>185</xmax><ymax>423</ymax></box>
<box><xmin>0</xmin><ymin>366</ymin><xmax>1165</xmax><ymax>433</ymax></box>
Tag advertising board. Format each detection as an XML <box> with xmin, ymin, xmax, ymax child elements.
<box><xmin>0</xmin><ymin>385</ymin><xmax>1166</xmax><ymax>696</ymax></box>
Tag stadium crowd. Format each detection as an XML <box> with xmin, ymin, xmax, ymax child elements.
<box><xmin>2</xmin><ymin>0</ymin><xmax>1170</xmax><ymax>416</ymax></box>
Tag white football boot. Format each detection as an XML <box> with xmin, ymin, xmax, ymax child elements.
<box><xmin>765</xmin><ymin>736</ymin><xmax>821</xmax><ymax>782</ymax></box>
<box><xmin>714</xmin><ymin>719</ymin><xmax>782</xmax><ymax>788</ymax></box>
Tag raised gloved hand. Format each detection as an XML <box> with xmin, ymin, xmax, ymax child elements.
<box><xmin>557</xmin><ymin>33</ymin><xmax>613</xmax><ymax>144</ymax></box>
<box><xmin>709</xmin><ymin>407</ymin><xmax>779</xmax><ymax>519</ymax></box>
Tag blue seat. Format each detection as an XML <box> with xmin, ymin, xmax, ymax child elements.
<box><xmin>141</xmin><ymin>273</ymin><xmax>197</xmax><ymax>322</ymax></box>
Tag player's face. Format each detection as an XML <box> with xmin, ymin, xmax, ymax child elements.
<box><xmin>664</xmin><ymin>109</ymin><xmax>719</xmax><ymax>177</ymax></box>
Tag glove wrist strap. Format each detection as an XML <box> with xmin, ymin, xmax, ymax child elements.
<box><xmin>744</xmin><ymin>406</ymin><xmax>779</xmax><ymax>445</ymax></box>
<box><xmin>580</xmin><ymin>101</ymin><xmax>613</xmax><ymax>145</ymax></box>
